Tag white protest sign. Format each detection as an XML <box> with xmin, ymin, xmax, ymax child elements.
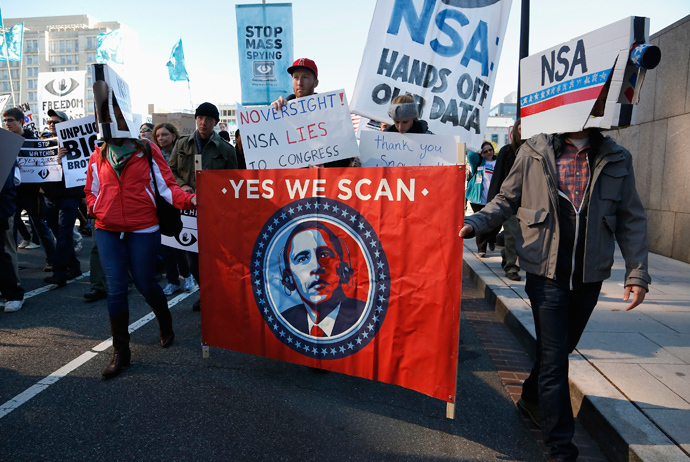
<box><xmin>0</xmin><ymin>128</ymin><xmax>25</xmax><ymax>187</ymax></box>
<box><xmin>37</xmin><ymin>71</ymin><xmax>87</xmax><ymax>129</ymax></box>
<box><xmin>238</xmin><ymin>89</ymin><xmax>359</xmax><ymax>169</ymax></box>
<box><xmin>0</xmin><ymin>94</ymin><xmax>11</xmax><ymax>115</ymax></box>
<box><xmin>56</xmin><ymin>115</ymin><xmax>98</xmax><ymax>188</ymax></box>
<box><xmin>520</xmin><ymin>17</ymin><xmax>654</xmax><ymax>138</ymax></box>
<box><xmin>19</xmin><ymin>103</ymin><xmax>40</xmax><ymax>138</ymax></box>
<box><xmin>18</xmin><ymin>138</ymin><xmax>61</xmax><ymax>183</ymax></box>
<box><xmin>91</xmin><ymin>63</ymin><xmax>138</xmax><ymax>139</ymax></box>
<box><xmin>351</xmin><ymin>0</ymin><xmax>512</xmax><ymax>151</ymax></box>
<box><xmin>359</xmin><ymin>131</ymin><xmax>459</xmax><ymax>167</ymax></box>
<box><xmin>161</xmin><ymin>210</ymin><xmax>198</xmax><ymax>253</ymax></box>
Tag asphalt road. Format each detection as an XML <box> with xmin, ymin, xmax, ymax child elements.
<box><xmin>0</xmin><ymin>235</ymin><xmax>544</xmax><ymax>462</ymax></box>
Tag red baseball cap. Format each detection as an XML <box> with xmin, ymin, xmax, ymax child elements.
<box><xmin>287</xmin><ymin>58</ymin><xmax>318</xmax><ymax>79</ymax></box>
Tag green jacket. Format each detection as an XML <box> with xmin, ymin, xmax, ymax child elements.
<box><xmin>464</xmin><ymin>133</ymin><xmax>650</xmax><ymax>289</ymax></box>
<box><xmin>169</xmin><ymin>131</ymin><xmax>238</xmax><ymax>190</ymax></box>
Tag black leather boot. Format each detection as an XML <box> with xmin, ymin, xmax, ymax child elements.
<box><xmin>151</xmin><ymin>303</ymin><xmax>174</xmax><ymax>348</ymax></box>
<box><xmin>102</xmin><ymin>311</ymin><xmax>131</xmax><ymax>380</ymax></box>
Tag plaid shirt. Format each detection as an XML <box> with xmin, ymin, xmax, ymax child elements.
<box><xmin>556</xmin><ymin>138</ymin><xmax>590</xmax><ymax>210</ymax></box>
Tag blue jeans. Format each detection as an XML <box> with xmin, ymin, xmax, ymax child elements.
<box><xmin>96</xmin><ymin>229</ymin><xmax>166</xmax><ymax>319</ymax></box>
<box><xmin>43</xmin><ymin>197</ymin><xmax>81</xmax><ymax>278</ymax></box>
<box><xmin>522</xmin><ymin>274</ymin><xmax>602</xmax><ymax>462</ymax></box>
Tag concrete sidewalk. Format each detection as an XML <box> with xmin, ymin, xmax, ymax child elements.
<box><xmin>461</xmin><ymin>238</ymin><xmax>690</xmax><ymax>462</ymax></box>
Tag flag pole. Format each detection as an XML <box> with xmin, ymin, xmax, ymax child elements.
<box><xmin>516</xmin><ymin>0</ymin><xmax>530</xmax><ymax>116</ymax></box>
<box><xmin>1</xmin><ymin>28</ymin><xmax>16</xmax><ymax>107</ymax></box>
<box><xmin>187</xmin><ymin>79</ymin><xmax>193</xmax><ymax>111</ymax></box>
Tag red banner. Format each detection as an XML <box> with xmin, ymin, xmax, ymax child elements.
<box><xmin>197</xmin><ymin>166</ymin><xmax>464</xmax><ymax>402</ymax></box>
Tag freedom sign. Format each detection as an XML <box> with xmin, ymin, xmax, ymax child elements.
<box><xmin>18</xmin><ymin>138</ymin><xmax>61</xmax><ymax>183</ymax></box>
<box><xmin>197</xmin><ymin>166</ymin><xmax>464</xmax><ymax>401</ymax></box>
<box><xmin>56</xmin><ymin>115</ymin><xmax>97</xmax><ymax>188</ymax></box>
<box><xmin>359</xmin><ymin>131</ymin><xmax>460</xmax><ymax>167</ymax></box>
<box><xmin>236</xmin><ymin>3</ymin><xmax>294</xmax><ymax>105</ymax></box>
<box><xmin>520</xmin><ymin>17</ymin><xmax>654</xmax><ymax>138</ymax></box>
<box><xmin>238</xmin><ymin>89</ymin><xmax>359</xmax><ymax>169</ymax></box>
<box><xmin>351</xmin><ymin>0</ymin><xmax>512</xmax><ymax>151</ymax></box>
<box><xmin>37</xmin><ymin>71</ymin><xmax>86</xmax><ymax>129</ymax></box>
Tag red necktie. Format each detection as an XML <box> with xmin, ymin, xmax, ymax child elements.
<box><xmin>310</xmin><ymin>325</ymin><xmax>325</xmax><ymax>337</ymax></box>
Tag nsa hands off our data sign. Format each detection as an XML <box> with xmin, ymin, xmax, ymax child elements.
<box><xmin>351</xmin><ymin>0</ymin><xmax>512</xmax><ymax>150</ymax></box>
<box><xmin>238</xmin><ymin>89</ymin><xmax>359</xmax><ymax>169</ymax></box>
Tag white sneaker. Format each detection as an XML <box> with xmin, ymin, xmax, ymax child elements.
<box><xmin>183</xmin><ymin>275</ymin><xmax>196</xmax><ymax>292</ymax></box>
<box><xmin>162</xmin><ymin>283</ymin><xmax>181</xmax><ymax>296</ymax></box>
<box><xmin>4</xmin><ymin>298</ymin><xmax>24</xmax><ymax>313</ymax></box>
<box><xmin>25</xmin><ymin>242</ymin><xmax>41</xmax><ymax>249</ymax></box>
<box><xmin>18</xmin><ymin>239</ymin><xmax>31</xmax><ymax>249</ymax></box>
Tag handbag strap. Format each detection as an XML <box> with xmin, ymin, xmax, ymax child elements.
<box><xmin>144</xmin><ymin>141</ymin><xmax>162</xmax><ymax>199</ymax></box>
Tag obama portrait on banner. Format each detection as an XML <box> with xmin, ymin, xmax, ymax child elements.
<box><xmin>279</xmin><ymin>221</ymin><xmax>366</xmax><ymax>338</ymax></box>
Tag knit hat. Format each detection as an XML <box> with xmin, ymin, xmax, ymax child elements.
<box><xmin>387</xmin><ymin>102</ymin><xmax>418</xmax><ymax>120</ymax></box>
<box><xmin>195</xmin><ymin>102</ymin><xmax>219</xmax><ymax>122</ymax></box>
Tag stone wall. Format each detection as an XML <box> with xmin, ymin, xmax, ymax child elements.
<box><xmin>606</xmin><ymin>15</ymin><xmax>690</xmax><ymax>263</ymax></box>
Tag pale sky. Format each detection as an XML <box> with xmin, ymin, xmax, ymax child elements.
<box><xmin>5</xmin><ymin>0</ymin><xmax>689</xmax><ymax>115</ymax></box>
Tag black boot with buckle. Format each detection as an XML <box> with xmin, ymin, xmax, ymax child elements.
<box><xmin>102</xmin><ymin>311</ymin><xmax>131</xmax><ymax>380</ymax></box>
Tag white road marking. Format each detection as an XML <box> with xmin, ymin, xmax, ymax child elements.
<box><xmin>0</xmin><ymin>287</ymin><xmax>198</xmax><ymax>419</ymax></box>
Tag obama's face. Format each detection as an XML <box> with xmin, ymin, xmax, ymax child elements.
<box><xmin>287</xmin><ymin>228</ymin><xmax>342</xmax><ymax>306</ymax></box>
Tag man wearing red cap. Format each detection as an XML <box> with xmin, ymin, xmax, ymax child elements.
<box><xmin>271</xmin><ymin>57</ymin><xmax>319</xmax><ymax>110</ymax></box>
<box><xmin>272</xmin><ymin>58</ymin><xmax>355</xmax><ymax>168</ymax></box>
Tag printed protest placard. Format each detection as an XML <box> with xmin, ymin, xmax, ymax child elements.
<box><xmin>350</xmin><ymin>0</ymin><xmax>512</xmax><ymax>150</ymax></box>
<box><xmin>92</xmin><ymin>64</ymin><xmax>138</xmax><ymax>139</ymax></box>
<box><xmin>198</xmin><ymin>166</ymin><xmax>464</xmax><ymax>402</ymax></box>
<box><xmin>18</xmin><ymin>138</ymin><xmax>61</xmax><ymax>183</ymax></box>
<box><xmin>152</xmin><ymin>112</ymin><xmax>196</xmax><ymax>137</ymax></box>
<box><xmin>236</xmin><ymin>3</ymin><xmax>294</xmax><ymax>105</ymax></box>
<box><xmin>359</xmin><ymin>131</ymin><xmax>459</xmax><ymax>167</ymax></box>
<box><xmin>238</xmin><ymin>89</ymin><xmax>359</xmax><ymax>169</ymax></box>
<box><xmin>19</xmin><ymin>102</ymin><xmax>39</xmax><ymax>138</ymax></box>
<box><xmin>0</xmin><ymin>128</ymin><xmax>25</xmax><ymax>187</ymax></box>
<box><xmin>56</xmin><ymin>115</ymin><xmax>97</xmax><ymax>188</ymax></box>
<box><xmin>520</xmin><ymin>17</ymin><xmax>652</xmax><ymax>138</ymax></box>
<box><xmin>37</xmin><ymin>71</ymin><xmax>87</xmax><ymax>129</ymax></box>
<box><xmin>161</xmin><ymin>210</ymin><xmax>198</xmax><ymax>253</ymax></box>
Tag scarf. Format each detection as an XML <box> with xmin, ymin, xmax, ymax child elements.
<box><xmin>106</xmin><ymin>141</ymin><xmax>138</xmax><ymax>178</ymax></box>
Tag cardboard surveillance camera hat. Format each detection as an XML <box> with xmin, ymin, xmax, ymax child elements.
<box><xmin>519</xmin><ymin>17</ymin><xmax>660</xmax><ymax>139</ymax></box>
<box><xmin>91</xmin><ymin>63</ymin><xmax>138</xmax><ymax>140</ymax></box>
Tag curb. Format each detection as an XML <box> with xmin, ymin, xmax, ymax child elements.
<box><xmin>462</xmin><ymin>247</ymin><xmax>690</xmax><ymax>462</ymax></box>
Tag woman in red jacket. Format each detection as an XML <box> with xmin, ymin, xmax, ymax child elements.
<box><xmin>85</xmin><ymin>135</ymin><xmax>196</xmax><ymax>380</ymax></box>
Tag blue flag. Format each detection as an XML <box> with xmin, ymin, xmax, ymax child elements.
<box><xmin>96</xmin><ymin>29</ymin><xmax>124</xmax><ymax>64</ymax></box>
<box><xmin>0</xmin><ymin>23</ymin><xmax>24</xmax><ymax>62</ymax></box>
<box><xmin>235</xmin><ymin>4</ymin><xmax>293</xmax><ymax>105</ymax></box>
<box><xmin>166</xmin><ymin>39</ymin><xmax>189</xmax><ymax>82</ymax></box>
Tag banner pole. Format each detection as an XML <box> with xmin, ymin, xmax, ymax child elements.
<box><xmin>517</xmin><ymin>0</ymin><xmax>530</xmax><ymax>116</ymax></box>
<box><xmin>187</xmin><ymin>79</ymin><xmax>193</xmax><ymax>111</ymax></box>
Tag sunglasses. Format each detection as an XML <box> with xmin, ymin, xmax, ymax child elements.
<box><xmin>140</xmin><ymin>127</ymin><xmax>152</xmax><ymax>133</ymax></box>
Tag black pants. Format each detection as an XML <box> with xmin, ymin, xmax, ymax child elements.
<box><xmin>469</xmin><ymin>202</ymin><xmax>498</xmax><ymax>253</ymax></box>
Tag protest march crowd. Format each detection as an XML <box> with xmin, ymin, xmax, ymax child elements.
<box><xmin>1</xmin><ymin>14</ymin><xmax>655</xmax><ymax>458</ymax></box>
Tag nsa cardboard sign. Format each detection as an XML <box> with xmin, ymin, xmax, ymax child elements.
<box><xmin>350</xmin><ymin>0</ymin><xmax>512</xmax><ymax>151</ymax></box>
<box><xmin>520</xmin><ymin>17</ymin><xmax>659</xmax><ymax>138</ymax></box>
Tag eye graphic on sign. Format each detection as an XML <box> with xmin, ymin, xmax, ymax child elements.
<box><xmin>44</xmin><ymin>78</ymin><xmax>80</xmax><ymax>97</ymax></box>
<box><xmin>256</xmin><ymin>64</ymin><xmax>272</xmax><ymax>75</ymax></box>
<box><xmin>174</xmin><ymin>228</ymin><xmax>198</xmax><ymax>247</ymax></box>
<box><xmin>251</xmin><ymin>198</ymin><xmax>390</xmax><ymax>360</ymax></box>
<box><xmin>38</xmin><ymin>169</ymin><xmax>50</xmax><ymax>180</ymax></box>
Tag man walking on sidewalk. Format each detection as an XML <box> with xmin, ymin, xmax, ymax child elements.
<box><xmin>459</xmin><ymin>126</ymin><xmax>650</xmax><ymax>461</ymax></box>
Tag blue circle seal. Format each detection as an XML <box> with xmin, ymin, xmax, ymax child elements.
<box><xmin>250</xmin><ymin>198</ymin><xmax>390</xmax><ymax>359</ymax></box>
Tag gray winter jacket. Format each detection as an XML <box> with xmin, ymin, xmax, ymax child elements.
<box><xmin>464</xmin><ymin>133</ymin><xmax>650</xmax><ymax>290</ymax></box>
